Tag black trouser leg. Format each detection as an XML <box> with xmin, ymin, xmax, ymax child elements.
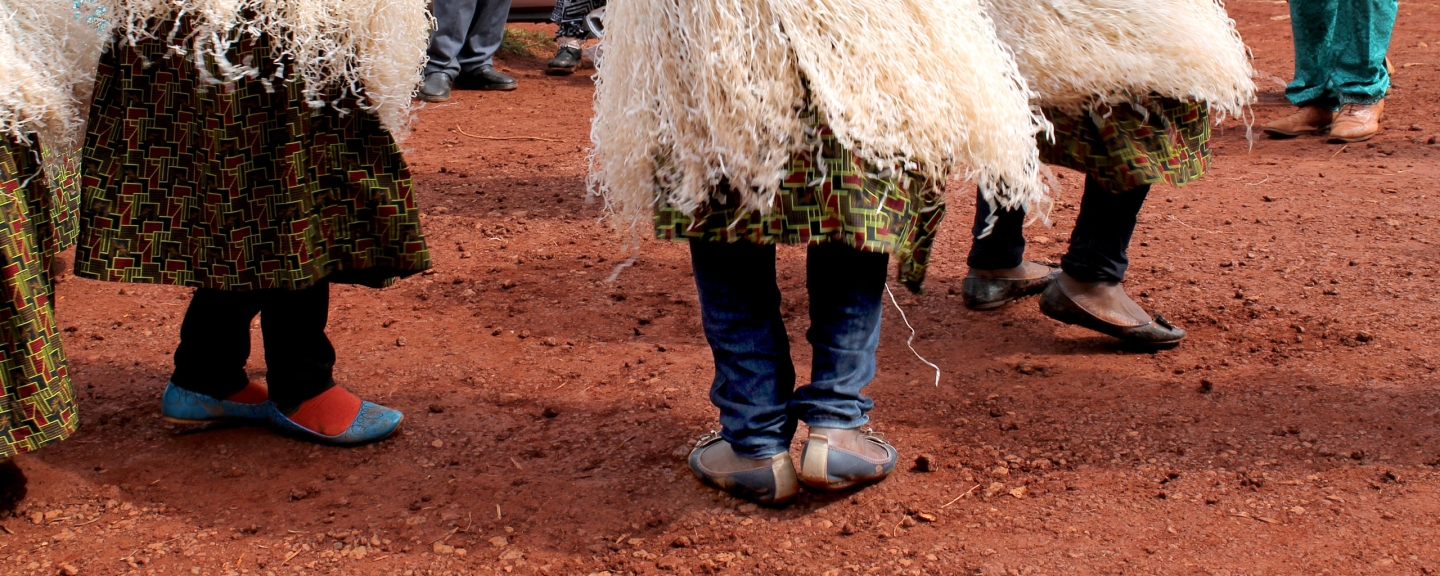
<box><xmin>967</xmin><ymin>188</ymin><xmax>1028</xmax><ymax>270</ymax></box>
<box><xmin>1060</xmin><ymin>176</ymin><xmax>1151</xmax><ymax>283</ymax></box>
<box><xmin>172</xmin><ymin>289</ymin><xmax>263</xmax><ymax>399</ymax></box>
<box><xmin>260</xmin><ymin>282</ymin><xmax>337</xmax><ymax>412</ymax></box>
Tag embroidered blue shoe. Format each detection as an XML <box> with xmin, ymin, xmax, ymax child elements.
<box><xmin>161</xmin><ymin>381</ymin><xmax>270</xmax><ymax>425</ymax></box>
<box><xmin>265</xmin><ymin>401</ymin><xmax>403</xmax><ymax>446</ymax></box>
<box><xmin>799</xmin><ymin>427</ymin><xmax>898</xmax><ymax>491</ymax></box>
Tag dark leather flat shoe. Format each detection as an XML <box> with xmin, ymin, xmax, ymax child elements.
<box><xmin>456</xmin><ymin>65</ymin><xmax>517</xmax><ymax>91</ymax></box>
<box><xmin>418</xmin><ymin>72</ymin><xmax>452</xmax><ymax>103</ymax></box>
<box><xmin>962</xmin><ymin>262</ymin><xmax>1059</xmax><ymax>310</ymax></box>
<box><xmin>799</xmin><ymin>427</ymin><xmax>897</xmax><ymax>491</ymax></box>
<box><xmin>1038</xmin><ymin>273</ymin><xmax>1185</xmax><ymax>348</ymax></box>
<box><xmin>689</xmin><ymin>432</ymin><xmax>798</xmax><ymax>505</ymax></box>
<box><xmin>546</xmin><ymin>41</ymin><xmax>583</xmax><ymax>75</ymax></box>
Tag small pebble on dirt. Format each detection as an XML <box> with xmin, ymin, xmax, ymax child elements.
<box><xmin>430</xmin><ymin>440</ymin><xmax>444</xmax><ymax>448</ymax></box>
<box><xmin>914</xmin><ymin>454</ymin><xmax>936</xmax><ymax>472</ymax></box>
<box><xmin>1199</xmin><ymin>379</ymin><xmax>1214</xmax><ymax>394</ymax></box>
<box><xmin>429</xmin><ymin>404</ymin><xmax>444</xmax><ymax>413</ymax></box>
<box><xmin>671</xmin><ymin>536</ymin><xmax>692</xmax><ymax>548</ymax></box>
<box><xmin>395</xmin><ymin>337</ymin><xmax>407</xmax><ymax>347</ymax></box>
<box><xmin>489</xmin><ymin>536</ymin><xmax>509</xmax><ymax>548</ymax></box>
<box><xmin>840</xmin><ymin>523</ymin><xmax>857</xmax><ymax>536</ymax></box>
<box><xmin>542</xmin><ymin>407</ymin><xmax>561</xmax><ymax>418</ymax></box>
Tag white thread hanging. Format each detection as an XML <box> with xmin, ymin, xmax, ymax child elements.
<box><xmin>884</xmin><ymin>283</ymin><xmax>941</xmax><ymax>387</ymax></box>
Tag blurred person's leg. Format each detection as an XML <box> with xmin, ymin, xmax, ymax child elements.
<box><xmin>425</xmin><ymin>0</ymin><xmax>477</xmax><ymax>80</ymax></box>
<box><xmin>548</xmin><ymin>0</ymin><xmax>592</xmax><ymax>74</ymax></box>
<box><xmin>1265</xmin><ymin>0</ymin><xmax>1340</xmax><ymax>137</ymax></box>
<box><xmin>1285</xmin><ymin>0</ymin><xmax>1341</xmax><ymax>109</ymax></box>
<box><xmin>686</xmin><ymin>240</ymin><xmax>799</xmax><ymax>505</ymax></box>
<box><xmin>1327</xmin><ymin>0</ymin><xmax>1398</xmax><ymax>142</ymax></box>
<box><xmin>961</xmin><ymin>187</ymin><xmax>1058</xmax><ymax>310</ymax></box>
<box><xmin>420</xmin><ymin>0</ymin><xmax>478</xmax><ymax>100</ymax></box>
<box><xmin>1039</xmin><ymin>175</ymin><xmax>1185</xmax><ymax>347</ymax></box>
<box><xmin>794</xmin><ymin>242</ymin><xmax>898</xmax><ymax>491</ymax></box>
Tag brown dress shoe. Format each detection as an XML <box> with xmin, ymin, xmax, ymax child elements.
<box><xmin>1328</xmin><ymin>101</ymin><xmax>1385</xmax><ymax>143</ymax></box>
<box><xmin>1262</xmin><ymin>106</ymin><xmax>1334</xmax><ymax>138</ymax></box>
<box><xmin>1038</xmin><ymin>273</ymin><xmax>1185</xmax><ymax>348</ymax></box>
<box><xmin>961</xmin><ymin>262</ymin><xmax>1059</xmax><ymax>310</ymax></box>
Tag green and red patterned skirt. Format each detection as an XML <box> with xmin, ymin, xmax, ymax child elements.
<box><xmin>75</xmin><ymin>25</ymin><xmax>431</xmax><ymax>291</ymax></box>
<box><xmin>654</xmin><ymin>124</ymin><xmax>945</xmax><ymax>292</ymax></box>
<box><xmin>1041</xmin><ymin>98</ymin><xmax>1212</xmax><ymax>191</ymax></box>
<box><xmin>0</xmin><ymin>139</ymin><xmax>79</xmax><ymax>458</ymax></box>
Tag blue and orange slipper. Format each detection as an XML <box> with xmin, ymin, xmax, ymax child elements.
<box><xmin>161</xmin><ymin>381</ymin><xmax>271</xmax><ymax>425</ymax></box>
<box><xmin>265</xmin><ymin>391</ymin><xmax>403</xmax><ymax>447</ymax></box>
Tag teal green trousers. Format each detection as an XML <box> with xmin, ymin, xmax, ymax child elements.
<box><xmin>1286</xmin><ymin>0</ymin><xmax>1398</xmax><ymax>108</ymax></box>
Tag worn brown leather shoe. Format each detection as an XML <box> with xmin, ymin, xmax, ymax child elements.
<box><xmin>1038</xmin><ymin>273</ymin><xmax>1185</xmax><ymax>348</ymax></box>
<box><xmin>1328</xmin><ymin>101</ymin><xmax>1385</xmax><ymax>143</ymax></box>
<box><xmin>689</xmin><ymin>432</ymin><xmax>798</xmax><ymax>505</ymax></box>
<box><xmin>1262</xmin><ymin>106</ymin><xmax>1334</xmax><ymax>138</ymax></box>
<box><xmin>962</xmin><ymin>262</ymin><xmax>1060</xmax><ymax>310</ymax></box>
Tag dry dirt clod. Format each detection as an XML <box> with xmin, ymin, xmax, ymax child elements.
<box><xmin>670</xmin><ymin>536</ymin><xmax>692</xmax><ymax>548</ymax></box>
<box><xmin>839</xmin><ymin>523</ymin><xmax>857</xmax><ymax>536</ymax></box>
<box><xmin>913</xmin><ymin>454</ymin><xmax>936</xmax><ymax>472</ymax></box>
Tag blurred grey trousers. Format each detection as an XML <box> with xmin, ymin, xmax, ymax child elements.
<box><xmin>426</xmin><ymin>0</ymin><xmax>513</xmax><ymax>77</ymax></box>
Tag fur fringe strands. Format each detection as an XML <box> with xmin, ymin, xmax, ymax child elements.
<box><xmin>101</xmin><ymin>0</ymin><xmax>432</xmax><ymax>137</ymax></box>
<box><xmin>986</xmin><ymin>0</ymin><xmax>1256</xmax><ymax>116</ymax></box>
<box><xmin>590</xmin><ymin>0</ymin><xmax>1050</xmax><ymax>228</ymax></box>
<box><xmin>0</xmin><ymin>0</ymin><xmax>106</xmax><ymax>185</ymax></box>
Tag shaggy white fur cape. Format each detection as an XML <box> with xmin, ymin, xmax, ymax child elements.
<box><xmin>101</xmin><ymin>0</ymin><xmax>432</xmax><ymax>137</ymax></box>
<box><xmin>0</xmin><ymin>0</ymin><xmax>105</xmax><ymax>186</ymax></box>
<box><xmin>986</xmin><ymin>0</ymin><xmax>1255</xmax><ymax>116</ymax></box>
<box><xmin>590</xmin><ymin>0</ymin><xmax>1050</xmax><ymax>227</ymax></box>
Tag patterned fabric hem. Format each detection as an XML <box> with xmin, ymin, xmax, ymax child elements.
<box><xmin>653</xmin><ymin>122</ymin><xmax>945</xmax><ymax>293</ymax></box>
<box><xmin>1040</xmin><ymin>99</ymin><xmax>1212</xmax><ymax>192</ymax></box>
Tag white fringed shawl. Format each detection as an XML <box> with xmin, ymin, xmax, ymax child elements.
<box><xmin>986</xmin><ymin>0</ymin><xmax>1255</xmax><ymax>116</ymax></box>
<box><xmin>101</xmin><ymin>0</ymin><xmax>433</xmax><ymax>138</ymax></box>
<box><xmin>590</xmin><ymin>0</ymin><xmax>1050</xmax><ymax>227</ymax></box>
<box><xmin>0</xmin><ymin>0</ymin><xmax>105</xmax><ymax>186</ymax></box>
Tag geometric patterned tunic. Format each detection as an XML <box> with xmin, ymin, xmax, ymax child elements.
<box><xmin>0</xmin><ymin>139</ymin><xmax>79</xmax><ymax>458</ymax></box>
<box><xmin>654</xmin><ymin>119</ymin><xmax>946</xmax><ymax>293</ymax></box>
<box><xmin>76</xmin><ymin>24</ymin><xmax>432</xmax><ymax>291</ymax></box>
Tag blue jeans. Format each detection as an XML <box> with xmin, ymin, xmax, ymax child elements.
<box><xmin>689</xmin><ymin>240</ymin><xmax>887</xmax><ymax>459</ymax></box>
<box><xmin>426</xmin><ymin>0</ymin><xmax>512</xmax><ymax>77</ymax></box>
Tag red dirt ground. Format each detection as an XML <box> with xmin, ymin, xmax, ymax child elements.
<box><xmin>7</xmin><ymin>3</ymin><xmax>1440</xmax><ymax>575</ymax></box>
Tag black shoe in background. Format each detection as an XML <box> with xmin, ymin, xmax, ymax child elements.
<box><xmin>546</xmin><ymin>46</ymin><xmax>583</xmax><ymax>75</ymax></box>
<box><xmin>457</xmin><ymin>65</ymin><xmax>518</xmax><ymax>91</ymax></box>
<box><xmin>418</xmin><ymin>72</ymin><xmax>452</xmax><ymax>102</ymax></box>
<box><xmin>0</xmin><ymin>459</ymin><xmax>27</xmax><ymax>517</ymax></box>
